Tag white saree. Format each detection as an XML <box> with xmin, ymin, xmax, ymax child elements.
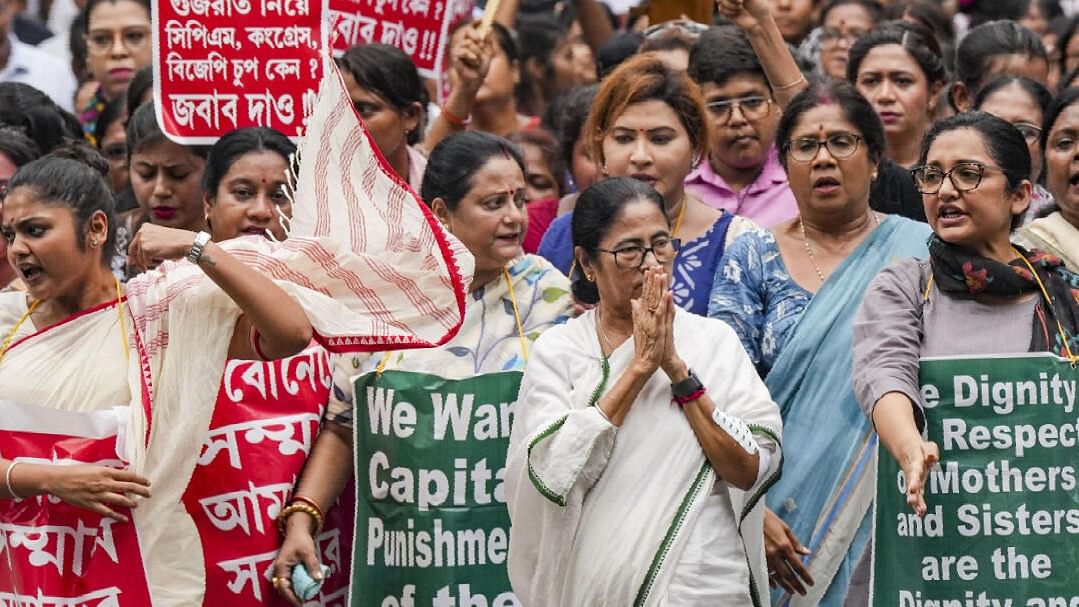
<box><xmin>505</xmin><ymin>308</ymin><xmax>783</xmax><ymax>606</ymax></box>
<box><xmin>1015</xmin><ymin>211</ymin><xmax>1079</xmax><ymax>270</ymax></box>
<box><xmin>0</xmin><ymin>58</ymin><xmax>472</xmax><ymax>606</ymax></box>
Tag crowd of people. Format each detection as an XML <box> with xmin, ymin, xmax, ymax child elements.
<box><xmin>2</xmin><ymin>0</ymin><xmax>1079</xmax><ymax>605</ymax></box>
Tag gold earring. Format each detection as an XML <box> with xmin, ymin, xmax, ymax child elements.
<box><xmin>586</xmin><ymin>274</ymin><xmax>594</xmax><ymax>281</ymax></box>
<box><xmin>90</xmin><ymin>239</ymin><xmax>99</xmax><ymax>247</ymax></box>
<box><xmin>871</xmin><ymin>172</ymin><xmax>879</xmax><ymax>181</ymax></box>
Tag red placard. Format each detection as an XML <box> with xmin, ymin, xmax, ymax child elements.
<box><xmin>182</xmin><ymin>347</ymin><xmax>355</xmax><ymax>607</ymax></box>
<box><xmin>152</xmin><ymin>0</ymin><xmax>329</xmax><ymax>143</ymax></box>
<box><xmin>329</xmin><ymin>0</ymin><xmax>472</xmax><ymax>78</ymax></box>
<box><xmin>0</xmin><ymin>404</ymin><xmax>154</xmax><ymax>607</ymax></box>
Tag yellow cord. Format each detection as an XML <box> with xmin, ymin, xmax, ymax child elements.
<box><xmin>923</xmin><ymin>274</ymin><xmax>934</xmax><ymax>302</ymax></box>
<box><xmin>375</xmin><ymin>267</ymin><xmax>530</xmax><ymax>376</ymax></box>
<box><xmin>0</xmin><ymin>299</ymin><xmax>41</xmax><ymax>362</ymax></box>
<box><xmin>116</xmin><ymin>278</ymin><xmax>130</xmax><ymax>364</ymax></box>
<box><xmin>1014</xmin><ymin>248</ymin><xmax>1078</xmax><ymax>363</ymax></box>
<box><xmin>0</xmin><ymin>280</ymin><xmax>131</xmax><ymax>365</ymax></box>
<box><xmin>503</xmin><ymin>268</ymin><xmax>530</xmax><ymax>364</ymax></box>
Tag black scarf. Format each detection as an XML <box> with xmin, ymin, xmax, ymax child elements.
<box><xmin>928</xmin><ymin>236</ymin><xmax>1079</xmax><ymax>358</ymax></box>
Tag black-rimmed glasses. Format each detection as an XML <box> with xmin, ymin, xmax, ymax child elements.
<box><xmin>594</xmin><ymin>237</ymin><xmax>681</xmax><ymax>269</ymax></box>
<box><xmin>911</xmin><ymin>162</ymin><xmax>1004</xmax><ymax>194</ymax></box>
<box><xmin>707</xmin><ymin>96</ymin><xmax>772</xmax><ymax>124</ymax></box>
<box><xmin>786</xmin><ymin>133</ymin><xmax>862</xmax><ymax>163</ymax></box>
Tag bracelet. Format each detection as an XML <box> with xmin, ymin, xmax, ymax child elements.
<box><xmin>187</xmin><ymin>231</ymin><xmax>211</xmax><ymax>265</ymax></box>
<box><xmin>249</xmin><ymin>326</ymin><xmax>270</xmax><ymax>361</ymax></box>
<box><xmin>440</xmin><ymin>104</ymin><xmax>471</xmax><ymax>128</ymax></box>
<box><xmin>290</xmin><ymin>495</ymin><xmax>325</xmax><ymax>523</ymax></box>
<box><xmin>673</xmin><ymin>387</ymin><xmax>706</xmax><ymax>406</ymax></box>
<box><xmin>5</xmin><ymin>461</ymin><xmax>23</xmax><ymax>500</ymax></box>
<box><xmin>773</xmin><ymin>75</ymin><xmax>807</xmax><ymax>92</ymax></box>
<box><xmin>278</xmin><ymin>502</ymin><xmax>325</xmax><ymax>537</ymax></box>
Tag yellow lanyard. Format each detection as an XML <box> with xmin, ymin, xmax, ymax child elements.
<box><xmin>376</xmin><ymin>267</ymin><xmax>529</xmax><ymax>376</ymax></box>
<box><xmin>924</xmin><ymin>251</ymin><xmax>1078</xmax><ymax>363</ymax></box>
<box><xmin>0</xmin><ymin>278</ymin><xmax>130</xmax><ymax>364</ymax></box>
<box><xmin>1013</xmin><ymin>248</ymin><xmax>1078</xmax><ymax>363</ymax></box>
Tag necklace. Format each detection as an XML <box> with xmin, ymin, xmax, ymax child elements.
<box><xmin>799</xmin><ymin>211</ymin><xmax>881</xmax><ymax>285</ymax></box>
<box><xmin>671</xmin><ymin>194</ymin><xmax>689</xmax><ymax>237</ymax></box>
<box><xmin>595</xmin><ymin>307</ymin><xmax>616</xmax><ymax>355</ymax></box>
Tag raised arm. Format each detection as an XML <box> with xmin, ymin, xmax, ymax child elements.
<box><xmin>420</xmin><ymin>24</ymin><xmax>492</xmax><ymax>154</ymax></box>
<box><xmin>128</xmin><ymin>224</ymin><xmax>313</xmax><ymax>360</ymax></box>
<box><xmin>718</xmin><ymin>0</ymin><xmax>808</xmax><ymax>109</ymax></box>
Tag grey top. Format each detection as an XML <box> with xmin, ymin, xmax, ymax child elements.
<box><xmin>852</xmin><ymin>257</ymin><xmax>1038</xmax><ymax>423</ymax></box>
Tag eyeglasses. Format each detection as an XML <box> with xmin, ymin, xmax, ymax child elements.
<box><xmin>819</xmin><ymin>27</ymin><xmax>868</xmax><ymax>48</ymax></box>
<box><xmin>786</xmin><ymin>133</ymin><xmax>862</xmax><ymax>163</ymax></box>
<box><xmin>1011</xmin><ymin>122</ymin><xmax>1041</xmax><ymax>144</ymax></box>
<box><xmin>101</xmin><ymin>143</ymin><xmax>127</xmax><ymax>162</ymax></box>
<box><xmin>707</xmin><ymin>96</ymin><xmax>772</xmax><ymax>124</ymax></box>
<box><xmin>593</xmin><ymin>237</ymin><xmax>681</xmax><ymax>269</ymax></box>
<box><xmin>85</xmin><ymin>27</ymin><xmax>150</xmax><ymax>56</ymax></box>
<box><xmin>911</xmin><ymin>162</ymin><xmax>1004</xmax><ymax>194</ymax></box>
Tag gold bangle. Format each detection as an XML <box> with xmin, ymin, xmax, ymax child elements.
<box><xmin>277</xmin><ymin>502</ymin><xmax>325</xmax><ymax>537</ymax></box>
<box><xmin>773</xmin><ymin>75</ymin><xmax>807</xmax><ymax>92</ymax></box>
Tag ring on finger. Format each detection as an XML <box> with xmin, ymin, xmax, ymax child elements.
<box><xmin>271</xmin><ymin>577</ymin><xmax>281</xmax><ymax>589</ymax></box>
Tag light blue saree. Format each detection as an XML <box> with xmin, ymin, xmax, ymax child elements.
<box><xmin>765</xmin><ymin>216</ymin><xmax>930</xmax><ymax>606</ymax></box>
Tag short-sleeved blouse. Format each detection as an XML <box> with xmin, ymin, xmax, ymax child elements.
<box><xmin>708</xmin><ymin>228</ymin><xmax>812</xmax><ymax>377</ymax></box>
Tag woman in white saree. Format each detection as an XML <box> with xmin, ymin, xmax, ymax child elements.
<box><xmin>505</xmin><ymin>177</ymin><xmax>783</xmax><ymax>606</ymax></box>
<box><xmin>0</xmin><ymin>64</ymin><xmax>471</xmax><ymax>607</ymax></box>
<box><xmin>271</xmin><ymin>131</ymin><xmax>573</xmax><ymax>606</ymax></box>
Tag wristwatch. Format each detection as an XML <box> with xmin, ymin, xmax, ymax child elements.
<box><xmin>187</xmin><ymin>231</ymin><xmax>211</xmax><ymax>265</ymax></box>
<box><xmin>671</xmin><ymin>369</ymin><xmax>705</xmax><ymax>401</ymax></box>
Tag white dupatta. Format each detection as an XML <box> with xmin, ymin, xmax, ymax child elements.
<box><xmin>505</xmin><ymin>308</ymin><xmax>782</xmax><ymax>606</ymax></box>
<box><xmin>0</xmin><ymin>57</ymin><xmax>472</xmax><ymax>606</ymax></box>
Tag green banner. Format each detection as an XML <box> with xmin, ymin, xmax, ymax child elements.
<box><xmin>351</xmin><ymin>369</ymin><xmax>523</xmax><ymax>607</ymax></box>
<box><xmin>872</xmin><ymin>355</ymin><xmax>1079</xmax><ymax>607</ymax></box>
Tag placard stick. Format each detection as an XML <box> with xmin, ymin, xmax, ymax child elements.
<box><xmin>478</xmin><ymin>0</ymin><xmax>502</xmax><ymax>36</ymax></box>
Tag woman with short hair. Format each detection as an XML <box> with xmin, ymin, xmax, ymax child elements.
<box><xmin>507</xmin><ymin>176</ymin><xmax>782</xmax><ymax>605</ymax></box>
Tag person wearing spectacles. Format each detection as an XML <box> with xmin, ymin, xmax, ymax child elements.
<box><xmin>507</xmin><ymin>176</ymin><xmax>783</xmax><ymax>606</ymax></box>
<box><xmin>1016</xmin><ymin>87</ymin><xmax>1079</xmax><ymax>270</ymax></box>
<box><xmin>816</xmin><ymin>0</ymin><xmax>880</xmax><ymax>81</ymax></box>
<box><xmin>92</xmin><ymin>96</ymin><xmax>129</xmax><ymax>195</ymax></box>
<box><xmin>548</xmin><ymin>53</ymin><xmax>752</xmax><ymax>316</ymax></box>
<box><xmin>720</xmin><ymin>0</ymin><xmax>927</xmax><ymax>223</ymax></box>
<box><xmin>856</xmin><ymin>111</ymin><xmax>1079</xmax><ymax>603</ymax></box>
<box><xmin>686</xmin><ymin>25</ymin><xmax>798</xmax><ymax>227</ymax></box>
<box><xmin>974</xmin><ymin>75</ymin><xmax>1055</xmax><ymax>225</ymax></box>
<box><xmin>75</xmin><ymin>0</ymin><xmax>150</xmax><ymax>147</ymax></box>
<box><xmin>709</xmin><ymin>79</ymin><xmax>930</xmax><ymax>607</ymax></box>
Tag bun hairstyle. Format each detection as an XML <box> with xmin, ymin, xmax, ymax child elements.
<box><xmin>7</xmin><ymin>152</ymin><xmax>117</xmax><ymax>255</ymax></box>
<box><xmin>571</xmin><ymin>177</ymin><xmax>667</xmax><ymax>304</ymax></box>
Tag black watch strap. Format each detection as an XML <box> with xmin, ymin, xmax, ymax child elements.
<box><xmin>671</xmin><ymin>369</ymin><xmax>704</xmax><ymax>399</ymax></box>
